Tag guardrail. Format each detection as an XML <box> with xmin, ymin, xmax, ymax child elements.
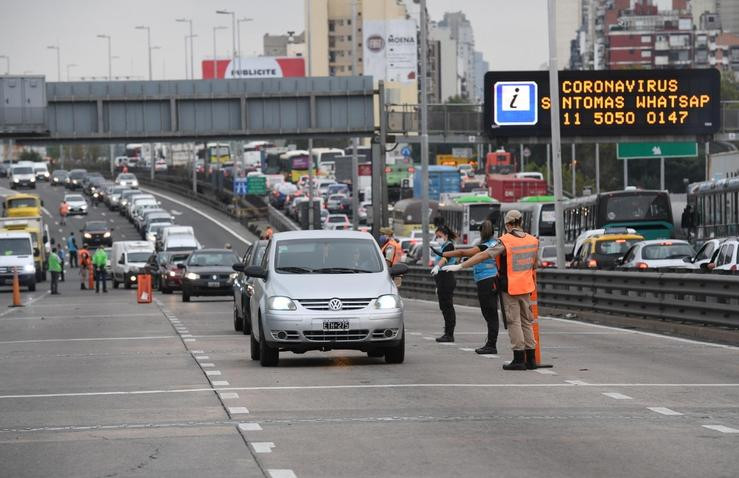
<box><xmin>399</xmin><ymin>266</ymin><xmax>739</xmax><ymax>328</ymax></box>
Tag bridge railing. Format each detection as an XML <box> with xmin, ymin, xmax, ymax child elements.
<box><xmin>399</xmin><ymin>266</ymin><xmax>739</xmax><ymax>328</ymax></box>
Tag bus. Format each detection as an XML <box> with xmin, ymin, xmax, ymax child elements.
<box><xmin>390</xmin><ymin>198</ymin><xmax>439</xmax><ymax>238</ymax></box>
<box><xmin>497</xmin><ymin>201</ymin><xmax>556</xmax><ymax>247</ymax></box>
<box><xmin>520</xmin><ymin>195</ymin><xmax>555</xmax><ymax>203</ymax></box>
<box><xmin>281</xmin><ymin>150</ymin><xmax>314</xmax><ymax>182</ymax></box>
<box><xmin>437</xmin><ymin>194</ymin><xmax>501</xmax><ymax>245</ymax></box>
<box><xmin>387</xmin><ymin>157</ymin><xmax>415</xmax><ymax>202</ymax></box>
<box><xmin>562</xmin><ymin>189</ymin><xmax>674</xmax><ymax>243</ymax></box>
<box><xmin>485</xmin><ymin>149</ymin><xmax>514</xmax><ymax>175</ymax></box>
<box><xmin>686</xmin><ymin>177</ymin><xmax>739</xmax><ymax>241</ymax></box>
<box><xmin>198</xmin><ymin>143</ymin><xmax>231</xmax><ymax>165</ymax></box>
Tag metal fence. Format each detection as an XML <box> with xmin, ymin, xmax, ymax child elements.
<box><xmin>399</xmin><ymin>266</ymin><xmax>739</xmax><ymax>328</ymax></box>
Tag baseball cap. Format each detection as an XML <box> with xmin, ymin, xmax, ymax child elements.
<box><xmin>504</xmin><ymin>209</ymin><xmax>523</xmax><ymax>224</ymax></box>
<box><xmin>379</xmin><ymin>227</ymin><xmax>393</xmax><ymax>235</ymax></box>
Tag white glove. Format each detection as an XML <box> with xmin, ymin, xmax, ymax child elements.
<box><xmin>442</xmin><ymin>264</ymin><xmax>463</xmax><ymax>272</ymax></box>
<box><xmin>430</xmin><ymin>265</ymin><xmax>440</xmax><ymax>276</ymax></box>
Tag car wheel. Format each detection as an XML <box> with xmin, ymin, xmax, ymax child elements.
<box><xmin>233</xmin><ymin>304</ymin><xmax>243</xmax><ymax>332</ymax></box>
<box><xmin>242</xmin><ymin>299</ymin><xmax>252</xmax><ymax>335</ymax></box>
<box><xmin>367</xmin><ymin>350</ymin><xmax>385</xmax><ymax>358</ymax></box>
<box><xmin>113</xmin><ymin>278</ymin><xmax>119</xmax><ymax>289</ymax></box>
<box><xmin>124</xmin><ymin>281</ymin><xmax>131</xmax><ymax>289</ymax></box>
<box><xmin>384</xmin><ymin>330</ymin><xmax>405</xmax><ymax>364</ymax></box>
<box><xmin>28</xmin><ymin>282</ymin><xmax>36</xmax><ymax>292</ymax></box>
<box><xmin>259</xmin><ymin>321</ymin><xmax>279</xmax><ymax>367</ymax></box>
<box><xmin>250</xmin><ymin>324</ymin><xmax>260</xmax><ymax>361</ymax></box>
<box><xmin>182</xmin><ymin>290</ymin><xmax>191</xmax><ymax>302</ymax></box>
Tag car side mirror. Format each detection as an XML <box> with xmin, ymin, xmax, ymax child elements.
<box><xmin>390</xmin><ymin>263</ymin><xmax>409</xmax><ymax>277</ymax></box>
<box><xmin>118</xmin><ymin>259</ymin><xmax>125</xmax><ymax>265</ymax></box>
<box><xmin>244</xmin><ymin>265</ymin><xmax>267</xmax><ymax>279</ymax></box>
<box><xmin>176</xmin><ymin>263</ymin><xmax>186</xmax><ymax>269</ymax></box>
<box><xmin>232</xmin><ymin>263</ymin><xmax>246</xmax><ymax>273</ymax></box>
<box><xmin>617</xmin><ymin>256</ymin><xmax>624</xmax><ymax>264</ymax></box>
<box><xmin>565</xmin><ymin>253</ymin><xmax>573</xmax><ymax>262</ymax></box>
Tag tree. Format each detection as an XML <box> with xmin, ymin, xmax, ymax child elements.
<box><xmin>19</xmin><ymin>150</ymin><xmax>42</xmax><ymax>162</ymax></box>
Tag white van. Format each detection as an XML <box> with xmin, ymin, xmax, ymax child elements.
<box><xmin>111</xmin><ymin>240</ymin><xmax>155</xmax><ymax>289</ymax></box>
<box><xmin>163</xmin><ymin>234</ymin><xmax>200</xmax><ymax>252</ymax></box>
<box><xmin>0</xmin><ymin>232</ymin><xmax>36</xmax><ymax>291</ymax></box>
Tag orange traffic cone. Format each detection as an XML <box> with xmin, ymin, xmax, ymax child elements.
<box><xmin>9</xmin><ymin>269</ymin><xmax>23</xmax><ymax>308</ymax></box>
<box><xmin>137</xmin><ymin>273</ymin><xmax>152</xmax><ymax>304</ymax></box>
<box><xmin>88</xmin><ymin>263</ymin><xmax>94</xmax><ymax>290</ymax></box>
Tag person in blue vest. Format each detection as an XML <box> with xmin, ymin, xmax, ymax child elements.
<box><xmin>439</xmin><ymin>220</ymin><xmax>500</xmax><ymax>354</ymax></box>
<box><xmin>429</xmin><ymin>224</ymin><xmax>458</xmax><ymax>342</ymax></box>
<box><xmin>66</xmin><ymin>233</ymin><xmax>78</xmax><ymax>268</ymax></box>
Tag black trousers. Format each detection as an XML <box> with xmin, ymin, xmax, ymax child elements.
<box><xmin>476</xmin><ymin>277</ymin><xmax>500</xmax><ymax>345</ymax></box>
<box><xmin>69</xmin><ymin>252</ymin><xmax>78</xmax><ymax>268</ymax></box>
<box><xmin>95</xmin><ymin>267</ymin><xmax>107</xmax><ymax>292</ymax></box>
<box><xmin>435</xmin><ymin>272</ymin><xmax>456</xmax><ymax>334</ymax></box>
<box><xmin>50</xmin><ymin>271</ymin><xmax>59</xmax><ymax>294</ymax></box>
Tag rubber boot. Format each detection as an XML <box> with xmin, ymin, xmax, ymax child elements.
<box><xmin>502</xmin><ymin>350</ymin><xmax>527</xmax><ymax>370</ymax></box>
<box><xmin>525</xmin><ymin>349</ymin><xmax>538</xmax><ymax>370</ymax></box>
<box><xmin>436</xmin><ymin>328</ymin><xmax>454</xmax><ymax>342</ymax></box>
<box><xmin>475</xmin><ymin>342</ymin><xmax>498</xmax><ymax>355</ymax></box>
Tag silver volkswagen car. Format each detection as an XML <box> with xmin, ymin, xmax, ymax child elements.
<box><xmin>235</xmin><ymin>230</ymin><xmax>408</xmax><ymax>367</ymax></box>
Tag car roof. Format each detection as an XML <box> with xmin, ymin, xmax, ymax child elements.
<box><xmin>274</xmin><ymin>230</ymin><xmax>373</xmax><ymax>240</ymax></box>
<box><xmin>191</xmin><ymin>248</ymin><xmax>234</xmax><ymax>254</ymax></box>
<box><xmin>638</xmin><ymin>239</ymin><xmax>690</xmax><ymax>245</ymax></box>
<box><xmin>588</xmin><ymin>234</ymin><xmax>644</xmax><ymax>243</ymax></box>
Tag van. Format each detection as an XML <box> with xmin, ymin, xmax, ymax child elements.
<box><xmin>111</xmin><ymin>241</ymin><xmax>155</xmax><ymax>289</ymax></box>
<box><xmin>159</xmin><ymin>226</ymin><xmax>195</xmax><ymax>247</ymax></box>
<box><xmin>0</xmin><ymin>232</ymin><xmax>37</xmax><ymax>291</ymax></box>
<box><xmin>0</xmin><ymin>216</ymin><xmax>48</xmax><ymax>282</ymax></box>
<box><xmin>3</xmin><ymin>194</ymin><xmax>43</xmax><ymax>218</ymax></box>
<box><xmin>33</xmin><ymin>163</ymin><xmax>50</xmax><ymax>181</ymax></box>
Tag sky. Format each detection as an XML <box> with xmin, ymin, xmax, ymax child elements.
<box><xmin>0</xmin><ymin>0</ymin><xmax>550</xmax><ymax>81</ymax></box>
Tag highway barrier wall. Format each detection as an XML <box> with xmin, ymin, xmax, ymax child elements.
<box><xmin>399</xmin><ymin>266</ymin><xmax>739</xmax><ymax>329</ymax></box>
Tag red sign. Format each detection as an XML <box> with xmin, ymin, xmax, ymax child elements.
<box><xmin>358</xmin><ymin>163</ymin><xmax>372</xmax><ymax>176</ymax></box>
<box><xmin>201</xmin><ymin>57</ymin><xmax>305</xmax><ymax>80</ymax></box>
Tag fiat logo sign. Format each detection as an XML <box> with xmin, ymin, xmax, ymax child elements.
<box><xmin>367</xmin><ymin>35</ymin><xmax>384</xmax><ymax>53</ymax></box>
<box><xmin>328</xmin><ymin>298</ymin><xmax>343</xmax><ymax>311</ymax></box>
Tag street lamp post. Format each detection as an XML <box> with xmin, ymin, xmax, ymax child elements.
<box><xmin>176</xmin><ymin>18</ymin><xmax>194</xmax><ymax>79</ymax></box>
<box><xmin>96</xmin><ymin>34</ymin><xmax>112</xmax><ymax>80</ymax></box>
<box><xmin>216</xmin><ymin>10</ymin><xmax>237</xmax><ymax>75</ymax></box>
<box><xmin>212</xmin><ymin>26</ymin><xmax>227</xmax><ymax>78</ymax></box>
<box><xmin>351</xmin><ymin>0</ymin><xmax>359</xmax><ymax>230</ymax></box>
<box><xmin>0</xmin><ymin>55</ymin><xmax>9</xmax><ymax>74</ymax></box>
<box><xmin>135</xmin><ymin>25</ymin><xmax>152</xmax><ymax>80</ymax></box>
<box><xmin>66</xmin><ymin>63</ymin><xmax>77</xmax><ymax>81</ymax></box>
<box><xmin>237</xmin><ymin>17</ymin><xmax>253</xmax><ymax>62</ymax></box>
<box><xmin>419</xmin><ymin>0</ymin><xmax>431</xmax><ymax>266</ymax></box>
<box><xmin>46</xmin><ymin>44</ymin><xmax>61</xmax><ymax>81</ymax></box>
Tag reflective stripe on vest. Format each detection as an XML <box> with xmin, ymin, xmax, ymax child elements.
<box><xmin>473</xmin><ymin>238</ymin><xmax>498</xmax><ymax>282</ymax></box>
<box><xmin>434</xmin><ymin>241</ymin><xmax>457</xmax><ymax>267</ymax></box>
<box><xmin>500</xmin><ymin>232</ymin><xmax>538</xmax><ymax>295</ymax></box>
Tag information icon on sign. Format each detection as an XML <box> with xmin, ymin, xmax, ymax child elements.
<box><xmin>493</xmin><ymin>81</ymin><xmax>538</xmax><ymax>126</ymax></box>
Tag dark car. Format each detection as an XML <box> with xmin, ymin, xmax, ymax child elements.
<box><xmin>146</xmin><ymin>251</ymin><xmax>190</xmax><ymax>293</ymax></box>
<box><xmin>232</xmin><ymin>240</ymin><xmax>268</xmax><ymax>334</ymax></box>
<box><xmin>81</xmin><ymin>220</ymin><xmax>113</xmax><ymax>247</ymax></box>
<box><xmin>66</xmin><ymin>169</ymin><xmax>87</xmax><ymax>189</ymax></box>
<box><xmin>180</xmin><ymin>249</ymin><xmax>240</xmax><ymax>302</ymax></box>
<box><xmin>83</xmin><ymin>174</ymin><xmax>105</xmax><ymax>195</ymax></box>
<box><xmin>51</xmin><ymin>169</ymin><xmax>69</xmax><ymax>186</ymax></box>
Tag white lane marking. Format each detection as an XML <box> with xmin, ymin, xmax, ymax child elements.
<box><xmin>181</xmin><ymin>334</ymin><xmax>194</xmax><ymax>338</ymax></box>
<box><xmin>219</xmin><ymin>392</ymin><xmax>239</xmax><ymax>399</ymax></box>
<box><xmin>101</xmin><ymin>212</ymin><xmax>106</xmax><ymax>216</ymax></box>
<box><xmin>409</xmin><ymin>332</ymin><xmax>422</xmax><ymax>336</ymax></box>
<box><xmin>566</xmin><ymin>380</ymin><xmax>589</xmax><ymax>385</ymax></box>
<box><xmin>142</xmin><ymin>188</ymin><xmax>252</xmax><ymax>246</ymax></box>
<box><xmin>251</xmin><ymin>442</ymin><xmax>275</xmax><ymax>453</ymax></box>
<box><xmin>479</xmin><ymin>354</ymin><xmax>498</xmax><ymax>359</ymax></box>
<box><xmin>239</xmin><ymin>422</ymin><xmax>262</xmax><ymax>432</ymax></box>
<box><xmin>183</xmin><ymin>338</ymin><xmax>196</xmax><ymax>342</ymax></box>
<box><xmin>648</xmin><ymin>407</ymin><xmax>683</xmax><ymax>416</ymax></box>
<box><xmin>422</xmin><ymin>337</ymin><xmax>434</xmax><ymax>341</ymax></box>
<box><xmin>200</xmin><ymin>363</ymin><xmax>215</xmax><ymax>368</ymax></box>
<box><xmin>702</xmin><ymin>425</ymin><xmax>739</xmax><ymax>433</ymax></box>
<box><xmin>205</xmin><ymin>370</ymin><xmax>221</xmax><ymax>376</ymax></box>
<box><xmin>195</xmin><ymin>355</ymin><xmax>210</xmax><ymax>360</ymax></box>
<box><xmin>603</xmin><ymin>392</ymin><xmax>633</xmax><ymax>400</ymax></box>
<box><xmin>171</xmin><ymin>209</ymin><xmax>183</xmax><ymax>216</ymax></box>
<box><xmin>0</xmin><ymin>291</ymin><xmax>51</xmax><ymax>318</ymax></box>
<box><xmin>3</xmin><ymin>383</ymin><xmax>739</xmax><ymax>400</ymax></box>
<box><xmin>459</xmin><ymin>348</ymin><xmax>475</xmax><ymax>352</ymax></box>
<box><xmin>4</xmin><ymin>313</ymin><xmax>162</xmax><ymax>321</ymax></box>
<box><xmin>228</xmin><ymin>406</ymin><xmax>249</xmax><ymax>414</ymax></box>
<box><xmin>191</xmin><ymin>350</ymin><xmax>205</xmax><ymax>354</ymax></box>
<box><xmin>41</xmin><ymin>207</ymin><xmax>53</xmax><ymax>218</ymax></box>
<box><xmin>535</xmin><ymin>369</ymin><xmax>557</xmax><ymax>375</ymax></box>
<box><xmin>268</xmin><ymin>470</ymin><xmax>297</xmax><ymax>478</ymax></box>
<box><xmin>438</xmin><ymin>342</ymin><xmax>456</xmax><ymax>346</ymax></box>
<box><xmin>0</xmin><ymin>335</ymin><xmax>175</xmax><ymax>345</ymax></box>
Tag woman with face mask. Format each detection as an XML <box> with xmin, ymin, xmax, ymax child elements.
<box><xmin>430</xmin><ymin>225</ymin><xmax>458</xmax><ymax>342</ymax></box>
<box><xmin>440</xmin><ymin>220</ymin><xmax>500</xmax><ymax>354</ymax></box>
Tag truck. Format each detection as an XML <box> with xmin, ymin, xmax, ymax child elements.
<box><xmin>111</xmin><ymin>241</ymin><xmax>156</xmax><ymax>289</ymax></box>
<box><xmin>487</xmin><ymin>174</ymin><xmax>548</xmax><ymax>203</ymax></box>
<box><xmin>413</xmin><ymin>165</ymin><xmax>460</xmax><ymax>201</ymax></box>
<box><xmin>0</xmin><ymin>216</ymin><xmax>48</xmax><ymax>281</ymax></box>
<box><xmin>0</xmin><ymin>231</ymin><xmax>37</xmax><ymax>291</ymax></box>
<box><xmin>3</xmin><ymin>193</ymin><xmax>43</xmax><ymax>218</ymax></box>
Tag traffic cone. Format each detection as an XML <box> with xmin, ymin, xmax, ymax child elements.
<box><xmin>9</xmin><ymin>269</ymin><xmax>23</xmax><ymax>308</ymax></box>
<box><xmin>88</xmin><ymin>263</ymin><xmax>94</xmax><ymax>290</ymax></box>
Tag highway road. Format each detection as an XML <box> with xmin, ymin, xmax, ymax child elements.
<box><xmin>0</xmin><ymin>180</ymin><xmax>736</xmax><ymax>478</ymax></box>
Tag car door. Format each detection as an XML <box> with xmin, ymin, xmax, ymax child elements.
<box><xmin>714</xmin><ymin>244</ymin><xmax>734</xmax><ymax>271</ymax></box>
<box><xmin>234</xmin><ymin>246</ymin><xmax>252</xmax><ymax>315</ymax></box>
<box><xmin>250</xmin><ymin>243</ymin><xmax>271</xmax><ymax>343</ymax></box>
<box><xmin>619</xmin><ymin>245</ymin><xmax>637</xmax><ymax>269</ymax></box>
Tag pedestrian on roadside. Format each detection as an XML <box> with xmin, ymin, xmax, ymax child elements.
<box><xmin>92</xmin><ymin>246</ymin><xmax>108</xmax><ymax>293</ymax></box>
<box><xmin>429</xmin><ymin>224</ymin><xmax>457</xmax><ymax>343</ymax></box>
<box><xmin>48</xmin><ymin>247</ymin><xmax>62</xmax><ymax>295</ymax></box>
<box><xmin>438</xmin><ymin>220</ymin><xmax>500</xmax><ymax>354</ymax></box>
<box><xmin>58</xmin><ymin>246</ymin><xmax>66</xmax><ymax>282</ymax></box>
<box><xmin>444</xmin><ymin>210</ymin><xmax>539</xmax><ymax>371</ymax></box>
<box><xmin>78</xmin><ymin>247</ymin><xmax>91</xmax><ymax>290</ymax></box>
<box><xmin>59</xmin><ymin>200</ymin><xmax>69</xmax><ymax>226</ymax></box>
<box><xmin>67</xmin><ymin>233</ymin><xmax>78</xmax><ymax>268</ymax></box>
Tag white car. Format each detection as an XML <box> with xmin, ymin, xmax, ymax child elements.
<box><xmin>115</xmin><ymin>173</ymin><xmax>139</xmax><ymax>189</ymax></box>
<box><xmin>33</xmin><ymin>163</ymin><xmax>50</xmax><ymax>182</ymax></box>
<box><xmin>154</xmin><ymin>160</ymin><xmax>168</xmax><ymax>172</ymax></box>
<box><xmin>324</xmin><ymin>214</ymin><xmax>350</xmax><ymax>228</ymax></box>
<box><xmin>326</xmin><ymin>194</ymin><xmax>348</xmax><ymax>212</ymax></box>
<box><xmin>682</xmin><ymin>238</ymin><xmax>725</xmax><ymax>270</ymax></box>
<box><xmin>64</xmin><ymin>194</ymin><xmax>88</xmax><ymax>215</ymax></box>
<box><xmin>707</xmin><ymin>237</ymin><xmax>738</xmax><ymax>273</ymax></box>
<box><xmin>618</xmin><ymin>239</ymin><xmax>695</xmax><ymax>270</ymax></box>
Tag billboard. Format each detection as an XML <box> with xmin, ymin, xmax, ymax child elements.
<box><xmin>202</xmin><ymin>57</ymin><xmax>305</xmax><ymax>80</ymax></box>
<box><xmin>483</xmin><ymin>69</ymin><xmax>721</xmax><ymax>138</ymax></box>
<box><xmin>363</xmin><ymin>19</ymin><xmax>418</xmax><ymax>83</ymax></box>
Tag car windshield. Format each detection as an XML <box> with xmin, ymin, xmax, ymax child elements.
<box><xmin>0</xmin><ymin>238</ymin><xmax>32</xmax><ymax>256</ymax></box>
<box><xmin>53</xmin><ymin>171</ymin><xmax>68</xmax><ymax>177</ymax></box>
<box><xmin>188</xmin><ymin>251</ymin><xmax>239</xmax><ymax>267</ymax></box>
<box><xmin>69</xmin><ymin>170</ymin><xmax>87</xmax><ymax>178</ymax></box>
<box><xmin>34</xmin><ymin>166</ymin><xmax>47</xmax><ymax>172</ymax></box>
<box><xmin>66</xmin><ymin>195</ymin><xmax>84</xmax><ymax>202</ymax></box>
<box><xmin>541</xmin><ymin>245</ymin><xmax>557</xmax><ymax>258</ymax></box>
<box><xmin>13</xmin><ymin>167</ymin><xmax>33</xmax><ymax>174</ymax></box>
<box><xmin>274</xmin><ymin>238</ymin><xmax>383</xmax><ymax>273</ymax></box>
<box><xmin>166</xmin><ymin>253</ymin><xmax>190</xmax><ymax>264</ymax></box>
<box><xmin>603</xmin><ymin>193</ymin><xmax>671</xmax><ymax>222</ymax></box>
<box><xmin>642</xmin><ymin>243</ymin><xmax>694</xmax><ymax>260</ymax></box>
<box><xmin>595</xmin><ymin>239</ymin><xmax>641</xmax><ymax>255</ymax></box>
<box><xmin>8</xmin><ymin>198</ymin><xmax>37</xmax><ymax>208</ymax></box>
<box><xmin>118</xmin><ymin>174</ymin><xmax>136</xmax><ymax>180</ymax></box>
<box><xmin>127</xmin><ymin>252</ymin><xmax>151</xmax><ymax>262</ymax></box>
<box><xmin>328</xmin><ymin>216</ymin><xmax>346</xmax><ymax>223</ymax></box>
<box><xmin>85</xmin><ymin>222</ymin><xmax>108</xmax><ymax>231</ymax></box>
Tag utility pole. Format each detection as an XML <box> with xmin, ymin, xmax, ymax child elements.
<box><xmin>660</xmin><ymin>157</ymin><xmax>665</xmax><ymax>190</ymax></box>
<box><xmin>595</xmin><ymin>143</ymin><xmax>600</xmax><ymax>194</ymax></box>
<box><xmin>46</xmin><ymin>44</ymin><xmax>61</xmax><ymax>81</ymax></box>
<box><xmin>419</xmin><ymin>0</ymin><xmax>431</xmax><ymax>266</ymax></box>
<box><xmin>238</xmin><ymin>18</ymin><xmax>253</xmax><ymax>63</ymax></box>
<box><xmin>624</xmin><ymin>159</ymin><xmax>628</xmax><ymax>189</ymax></box>
<box><xmin>0</xmin><ymin>55</ymin><xmax>9</xmax><ymax>75</ymax></box>
<box><xmin>351</xmin><ymin>0</ymin><xmax>360</xmax><ymax>230</ymax></box>
<box><xmin>308</xmin><ymin>139</ymin><xmax>314</xmax><ymax>230</ymax></box>
<box><xmin>571</xmin><ymin>143</ymin><xmax>576</xmax><ymax>197</ymax></box>
<box><xmin>176</xmin><ymin>18</ymin><xmax>194</xmax><ymax>79</ymax></box>
<box><xmin>216</xmin><ymin>10</ymin><xmax>237</xmax><ymax>75</ymax></box>
<box><xmin>135</xmin><ymin>26</ymin><xmax>152</xmax><ymax>80</ymax></box>
<box><xmin>547</xmin><ymin>0</ymin><xmax>566</xmax><ymax>269</ymax></box>
<box><xmin>212</xmin><ymin>26</ymin><xmax>227</xmax><ymax>78</ymax></box>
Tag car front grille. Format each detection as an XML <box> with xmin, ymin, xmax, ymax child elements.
<box><xmin>297</xmin><ymin>298</ymin><xmax>372</xmax><ymax>311</ymax></box>
<box><xmin>303</xmin><ymin>330</ymin><xmax>370</xmax><ymax>341</ymax></box>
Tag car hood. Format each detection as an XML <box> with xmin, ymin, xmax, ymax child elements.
<box><xmin>646</xmin><ymin>258</ymin><xmax>692</xmax><ymax>269</ymax></box>
<box><xmin>187</xmin><ymin>265</ymin><xmax>234</xmax><ymax>275</ymax></box>
<box><xmin>266</xmin><ymin>271</ymin><xmax>394</xmax><ymax>299</ymax></box>
<box><xmin>13</xmin><ymin>174</ymin><xmax>35</xmax><ymax>179</ymax></box>
<box><xmin>0</xmin><ymin>255</ymin><xmax>34</xmax><ymax>265</ymax></box>
<box><xmin>67</xmin><ymin>201</ymin><xmax>87</xmax><ymax>207</ymax></box>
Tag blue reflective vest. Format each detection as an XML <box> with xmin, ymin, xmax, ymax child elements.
<box><xmin>473</xmin><ymin>238</ymin><xmax>498</xmax><ymax>282</ymax></box>
<box><xmin>434</xmin><ymin>241</ymin><xmax>457</xmax><ymax>267</ymax></box>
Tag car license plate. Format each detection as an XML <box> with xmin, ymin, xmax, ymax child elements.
<box><xmin>208</xmin><ymin>281</ymin><xmax>220</xmax><ymax>288</ymax></box>
<box><xmin>323</xmin><ymin>320</ymin><xmax>350</xmax><ymax>331</ymax></box>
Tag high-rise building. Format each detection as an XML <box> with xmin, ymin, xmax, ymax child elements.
<box><xmin>429</xmin><ymin>23</ymin><xmax>457</xmax><ymax>103</ymax></box>
<box><xmin>263</xmin><ymin>32</ymin><xmax>306</xmax><ymax>57</ymax></box>
<box><xmin>717</xmin><ymin>0</ymin><xmax>739</xmax><ymax>33</ymax></box>
<box><xmin>437</xmin><ymin>12</ymin><xmax>476</xmax><ymax>100</ymax></box>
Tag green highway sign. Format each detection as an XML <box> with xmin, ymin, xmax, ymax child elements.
<box><xmin>617</xmin><ymin>142</ymin><xmax>698</xmax><ymax>160</ymax></box>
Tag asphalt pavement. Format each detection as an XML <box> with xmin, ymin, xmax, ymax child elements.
<box><xmin>0</xmin><ymin>179</ymin><xmax>736</xmax><ymax>478</ymax></box>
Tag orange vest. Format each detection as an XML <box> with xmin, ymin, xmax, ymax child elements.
<box><xmin>381</xmin><ymin>238</ymin><xmax>402</xmax><ymax>266</ymax></box>
<box><xmin>78</xmin><ymin>248</ymin><xmax>90</xmax><ymax>266</ymax></box>
<box><xmin>59</xmin><ymin>203</ymin><xmax>69</xmax><ymax>215</ymax></box>
<box><xmin>499</xmin><ymin>232</ymin><xmax>538</xmax><ymax>295</ymax></box>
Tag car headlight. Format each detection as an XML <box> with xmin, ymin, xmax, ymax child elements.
<box><xmin>81</xmin><ymin>204</ymin><xmax>88</xmax><ymax>209</ymax></box>
<box><xmin>30</xmin><ymin>177</ymin><xmax>36</xmax><ymax>182</ymax></box>
<box><xmin>267</xmin><ymin>296</ymin><xmax>297</xmax><ymax>311</ymax></box>
<box><xmin>229</xmin><ymin>272</ymin><xmax>238</xmax><ymax>280</ymax></box>
<box><xmin>13</xmin><ymin>178</ymin><xmax>19</xmax><ymax>182</ymax></box>
<box><xmin>72</xmin><ymin>179</ymin><xmax>78</xmax><ymax>184</ymax></box>
<box><xmin>168</xmin><ymin>271</ymin><xmax>176</xmax><ymax>277</ymax></box>
<box><xmin>103</xmin><ymin>232</ymin><xmax>111</xmax><ymax>238</ymax></box>
<box><xmin>44</xmin><ymin>172</ymin><xmax>49</xmax><ymax>177</ymax></box>
<box><xmin>121</xmin><ymin>200</ymin><xmax>128</xmax><ymax>206</ymax></box>
<box><xmin>65</xmin><ymin>178</ymin><xmax>70</xmax><ymax>183</ymax></box>
<box><xmin>23</xmin><ymin>264</ymin><xmax>35</xmax><ymax>273</ymax></box>
<box><xmin>374</xmin><ymin>294</ymin><xmax>401</xmax><ymax>309</ymax></box>
<box><xmin>83</xmin><ymin>233</ymin><xmax>92</xmax><ymax>238</ymax></box>
<box><xmin>185</xmin><ymin>272</ymin><xmax>200</xmax><ymax>280</ymax></box>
